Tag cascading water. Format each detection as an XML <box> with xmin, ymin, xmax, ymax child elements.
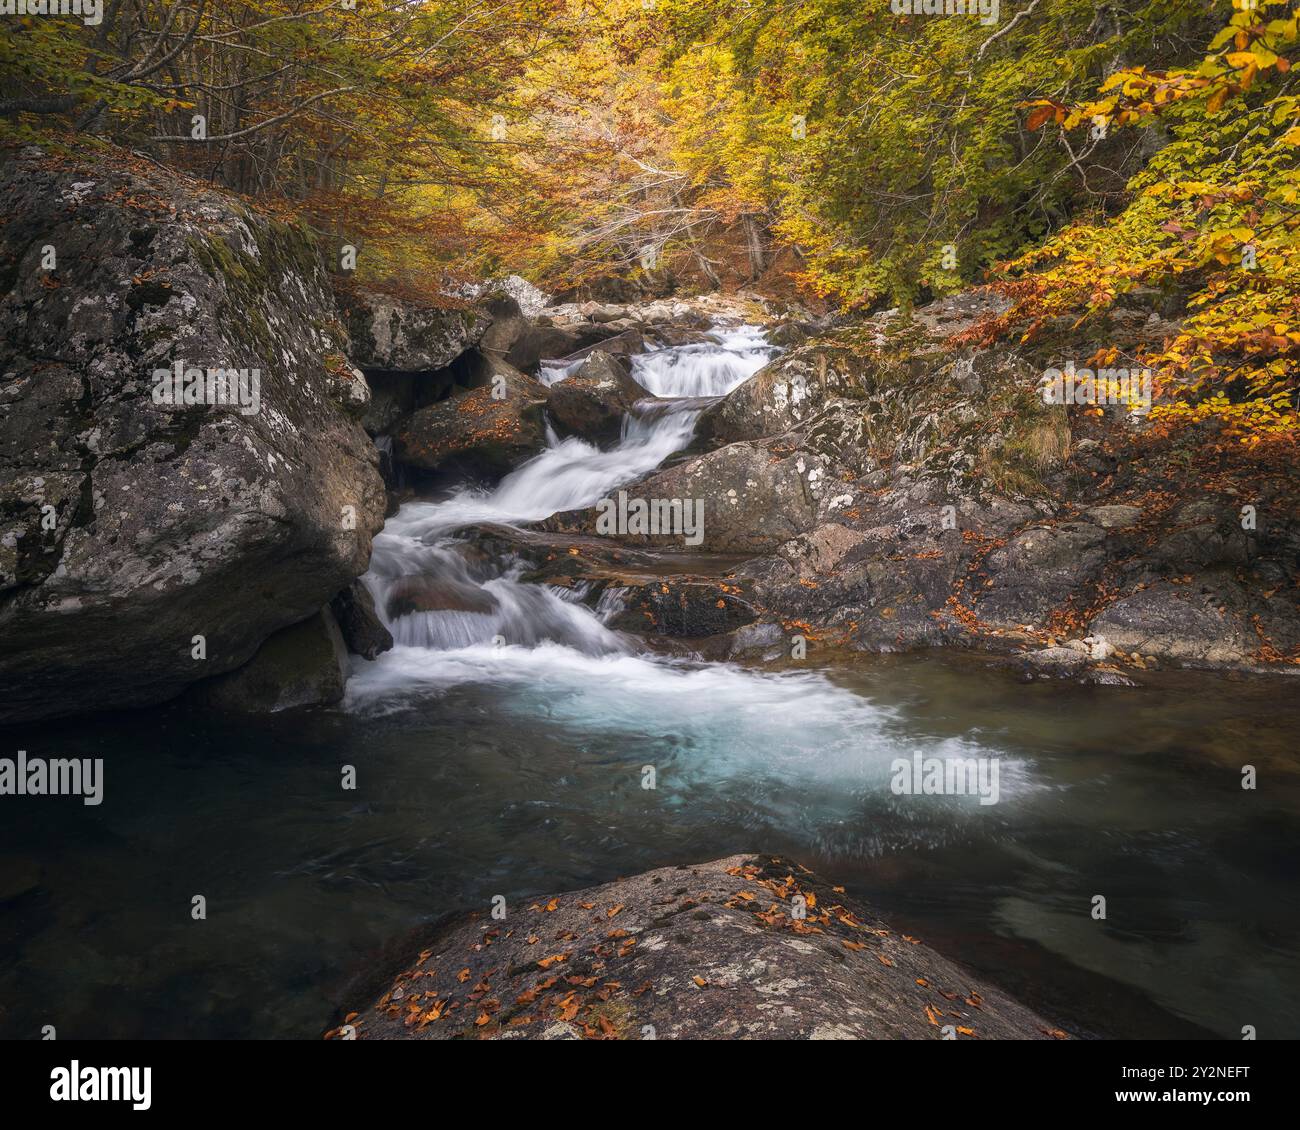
<box><xmin>351</xmin><ymin>321</ymin><xmax>777</xmax><ymax>667</ymax></box>
<box><xmin>346</xmin><ymin>317</ymin><xmax>1033</xmax><ymax>811</ymax></box>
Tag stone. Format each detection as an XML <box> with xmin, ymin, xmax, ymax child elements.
<box><xmin>330</xmin><ymin>580</ymin><xmax>393</xmax><ymax>660</ymax></box>
<box><xmin>190</xmin><ymin>608</ymin><xmax>350</xmax><ymax>713</ymax></box>
<box><xmin>0</xmin><ymin>148</ymin><xmax>385</xmax><ymax>724</ymax></box>
<box><xmin>343</xmin><ymin>853</ymin><xmax>1066</xmax><ymax>1041</ymax></box>
<box><xmin>546</xmin><ymin>351</ymin><xmax>649</xmax><ymax>442</ymax></box>
<box><xmin>393</xmin><ymin>361</ymin><xmax>549</xmax><ymax>475</ymax></box>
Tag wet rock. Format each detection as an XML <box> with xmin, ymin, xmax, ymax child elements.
<box><xmin>344</xmin><ymin>853</ymin><xmax>1066</xmax><ymax>1041</ymax></box>
<box><xmin>383</xmin><ymin>575</ymin><xmax>497</xmax><ymax>619</ymax></box>
<box><xmin>547</xmin><ymin>351</ymin><xmax>649</xmax><ymax>442</ymax></box>
<box><xmin>728</xmin><ymin>620</ymin><xmax>788</xmax><ymax>661</ymax></box>
<box><xmin>330</xmin><ymin>580</ymin><xmax>393</xmax><ymax>660</ymax></box>
<box><xmin>1081</xmin><ymin>667</ymin><xmax>1140</xmax><ymax>687</ymax></box>
<box><xmin>190</xmin><ymin>608</ymin><xmax>350</xmax><ymax>713</ymax></box>
<box><xmin>605</xmin><ymin>577</ymin><xmax>757</xmax><ymax>637</ymax></box>
<box><xmin>547</xmin><ymin>442</ymin><xmax>834</xmax><ymax>554</ymax></box>
<box><xmin>393</xmin><ymin>362</ymin><xmax>549</xmax><ymax>475</ymax></box>
<box><xmin>0</xmin><ymin>149</ymin><xmax>386</xmax><ymax>724</ymax></box>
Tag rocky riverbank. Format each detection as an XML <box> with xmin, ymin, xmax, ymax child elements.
<box><xmin>335</xmin><ymin>853</ymin><xmax>1069</xmax><ymax>1041</ymax></box>
<box><xmin>4</xmin><ymin>141</ymin><xmax>1297</xmax><ymax>724</ymax></box>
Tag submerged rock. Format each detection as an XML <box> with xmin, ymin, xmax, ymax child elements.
<box><xmin>341</xmin><ymin>853</ymin><xmax>1067</xmax><ymax>1041</ymax></box>
<box><xmin>0</xmin><ymin>148</ymin><xmax>385</xmax><ymax>723</ymax></box>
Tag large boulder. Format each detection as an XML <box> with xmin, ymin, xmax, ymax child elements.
<box><xmin>546</xmin><ymin>441</ymin><xmax>837</xmax><ymax>554</ymax></box>
<box><xmin>0</xmin><ymin>148</ymin><xmax>386</xmax><ymax>724</ymax></box>
<box><xmin>475</xmin><ymin>293</ymin><xmax>528</xmax><ymax>360</ymax></box>
<box><xmin>338</xmin><ymin>285</ymin><xmax>486</xmax><ymax>371</ymax></box>
<box><xmin>340</xmin><ymin>853</ymin><xmax>1066</xmax><ymax>1041</ymax></box>
<box><xmin>505</xmin><ymin>324</ymin><xmax>586</xmax><ymax>371</ymax></box>
<box><xmin>393</xmin><ymin>361</ymin><xmax>549</xmax><ymax>475</ymax></box>
<box><xmin>1086</xmin><ymin>578</ymin><xmax>1295</xmax><ymax>667</ymax></box>
<box><xmin>506</xmin><ymin>322</ymin><xmax>632</xmax><ymax>372</ymax></box>
<box><xmin>701</xmin><ymin>344</ymin><xmax>868</xmax><ymax>444</ymax></box>
<box><xmin>546</xmin><ymin>351</ymin><xmax>649</xmax><ymax>442</ymax></box>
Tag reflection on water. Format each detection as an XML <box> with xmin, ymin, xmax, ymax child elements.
<box><xmin>1</xmin><ymin>655</ymin><xmax>1297</xmax><ymax>1040</ymax></box>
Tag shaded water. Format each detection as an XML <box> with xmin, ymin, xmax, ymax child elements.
<box><xmin>2</xmin><ymin>659</ymin><xmax>1298</xmax><ymax>1040</ymax></box>
<box><xmin>2</xmin><ymin>323</ymin><xmax>1297</xmax><ymax>1041</ymax></box>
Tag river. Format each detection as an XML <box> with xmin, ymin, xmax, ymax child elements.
<box><xmin>1</xmin><ymin>322</ymin><xmax>1297</xmax><ymax>1041</ymax></box>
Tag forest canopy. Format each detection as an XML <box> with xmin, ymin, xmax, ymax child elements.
<box><xmin>2</xmin><ymin>0</ymin><xmax>1297</xmax><ymax>441</ymax></box>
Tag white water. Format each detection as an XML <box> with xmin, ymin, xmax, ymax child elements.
<box><xmin>630</xmin><ymin>324</ymin><xmax>777</xmax><ymax>397</ymax></box>
<box><xmin>346</xmin><ymin>316</ymin><xmax>1036</xmax><ymax>807</ymax></box>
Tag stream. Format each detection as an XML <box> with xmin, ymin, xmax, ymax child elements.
<box><xmin>1</xmin><ymin>322</ymin><xmax>1298</xmax><ymax>1040</ymax></box>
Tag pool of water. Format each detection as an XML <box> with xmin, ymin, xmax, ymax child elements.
<box><xmin>1</xmin><ymin>653</ymin><xmax>1297</xmax><ymax>1040</ymax></box>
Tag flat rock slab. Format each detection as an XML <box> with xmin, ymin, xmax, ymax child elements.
<box><xmin>341</xmin><ymin>854</ymin><xmax>1069</xmax><ymax>1041</ymax></box>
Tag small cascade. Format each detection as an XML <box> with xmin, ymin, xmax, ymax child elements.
<box><xmin>353</xmin><ymin>317</ymin><xmax>780</xmax><ymax>690</ymax></box>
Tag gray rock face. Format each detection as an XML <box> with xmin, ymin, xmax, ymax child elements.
<box><xmin>0</xmin><ymin>149</ymin><xmax>386</xmax><ymax>723</ymax></box>
<box><xmin>546</xmin><ymin>351</ymin><xmax>649</xmax><ymax>442</ymax></box>
<box><xmin>977</xmin><ymin>522</ymin><xmax>1109</xmax><ymax>626</ymax></box>
<box><xmin>343</xmin><ymin>853</ymin><xmax>1067</xmax><ymax>1041</ymax></box>
<box><xmin>505</xmin><ymin>324</ymin><xmax>584</xmax><ymax>371</ymax></box>
<box><xmin>475</xmin><ymin>293</ymin><xmax>527</xmax><ymax>360</ymax></box>
<box><xmin>702</xmin><ymin>344</ymin><xmax>866</xmax><ymax>445</ymax></box>
<box><xmin>190</xmin><ymin>608</ymin><xmax>349</xmax><ymax>713</ymax></box>
<box><xmin>339</xmin><ymin>286</ymin><xmax>486</xmax><ymax>371</ymax></box>
<box><xmin>1089</xmin><ymin>582</ymin><xmax>1254</xmax><ymax>666</ymax></box>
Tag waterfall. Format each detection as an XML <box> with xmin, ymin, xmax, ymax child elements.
<box><xmin>349</xmin><ymin>321</ymin><xmax>777</xmax><ymax>686</ymax></box>
<box><xmin>344</xmin><ymin>310</ymin><xmax>1036</xmax><ymax>815</ymax></box>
